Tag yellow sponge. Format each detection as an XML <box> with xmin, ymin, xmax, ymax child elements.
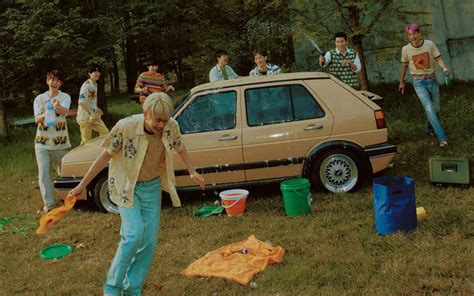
<box><xmin>416</xmin><ymin>207</ymin><xmax>426</xmax><ymax>221</ymax></box>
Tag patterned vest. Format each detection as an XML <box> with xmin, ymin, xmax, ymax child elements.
<box><xmin>327</xmin><ymin>48</ymin><xmax>359</xmax><ymax>88</ymax></box>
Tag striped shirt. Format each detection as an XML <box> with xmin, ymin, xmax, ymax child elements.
<box><xmin>135</xmin><ymin>72</ymin><xmax>168</xmax><ymax>99</ymax></box>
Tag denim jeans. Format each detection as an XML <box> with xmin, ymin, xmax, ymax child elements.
<box><xmin>413</xmin><ymin>77</ymin><xmax>446</xmax><ymax>141</ymax></box>
<box><xmin>35</xmin><ymin>148</ymin><xmax>68</xmax><ymax>211</ymax></box>
<box><xmin>104</xmin><ymin>178</ymin><xmax>162</xmax><ymax>296</ymax></box>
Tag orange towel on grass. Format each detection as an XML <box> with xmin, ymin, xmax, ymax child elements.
<box><xmin>182</xmin><ymin>235</ymin><xmax>285</xmax><ymax>285</ymax></box>
<box><xmin>36</xmin><ymin>195</ymin><xmax>76</xmax><ymax>235</ymax></box>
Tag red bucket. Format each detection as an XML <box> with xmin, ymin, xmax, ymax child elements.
<box><xmin>219</xmin><ymin>189</ymin><xmax>249</xmax><ymax>216</ymax></box>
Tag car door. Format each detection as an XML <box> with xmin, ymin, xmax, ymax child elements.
<box><xmin>241</xmin><ymin>81</ymin><xmax>333</xmax><ymax>181</ymax></box>
<box><xmin>173</xmin><ymin>88</ymin><xmax>244</xmax><ymax>187</ymax></box>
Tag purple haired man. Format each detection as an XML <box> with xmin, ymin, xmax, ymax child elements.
<box><xmin>399</xmin><ymin>23</ymin><xmax>451</xmax><ymax>147</ymax></box>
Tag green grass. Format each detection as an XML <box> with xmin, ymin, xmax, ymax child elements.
<box><xmin>0</xmin><ymin>83</ymin><xmax>473</xmax><ymax>295</ymax></box>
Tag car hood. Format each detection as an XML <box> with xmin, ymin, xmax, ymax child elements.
<box><xmin>62</xmin><ymin>136</ymin><xmax>105</xmax><ymax>165</ymax></box>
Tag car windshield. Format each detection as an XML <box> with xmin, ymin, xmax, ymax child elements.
<box><xmin>173</xmin><ymin>91</ymin><xmax>191</xmax><ymax>116</ymax></box>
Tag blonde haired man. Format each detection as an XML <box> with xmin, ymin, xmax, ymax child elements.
<box><xmin>69</xmin><ymin>92</ymin><xmax>205</xmax><ymax>295</ymax></box>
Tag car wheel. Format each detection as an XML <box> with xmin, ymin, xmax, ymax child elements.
<box><xmin>309</xmin><ymin>149</ymin><xmax>366</xmax><ymax>193</ymax></box>
<box><xmin>91</xmin><ymin>174</ymin><xmax>118</xmax><ymax>214</ymax></box>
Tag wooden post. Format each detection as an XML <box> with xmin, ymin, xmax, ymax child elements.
<box><xmin>0</xmin><ymin>98</ymin><xmax>11</xmax><ymax>142</ymax></box>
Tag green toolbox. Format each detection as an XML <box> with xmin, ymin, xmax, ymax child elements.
<box><xmin>429</xmin><ymin>157</ymin><xmax>471</xmax><ymax>186</ymax></box>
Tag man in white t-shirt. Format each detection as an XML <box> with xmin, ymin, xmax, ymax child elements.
<box><xmin>399</xmin><ymin>24</ymin><xmax>451</xmax><ymax>147</ymax></box>
<box><xmin>33</xmin><ymin>70</ymin><xmax>71</xmax><ymax>214</ymax></box>
<box><xmin>77</xmin><ymin>64</ymin><xmax>109</xmax><ymax>145</ymax></box>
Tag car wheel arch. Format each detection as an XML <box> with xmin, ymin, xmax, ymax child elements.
<box><xmin>302</xmin><ymin>140</ymin><xmax>372</xmax><ymax>180</ymax></box>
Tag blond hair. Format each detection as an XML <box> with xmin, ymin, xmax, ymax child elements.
<box><xmin>142</xmin><ymin>92</ymin><xmax>174</xmax><ymax>120</ymax></box>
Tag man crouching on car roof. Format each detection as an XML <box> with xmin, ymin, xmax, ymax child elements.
<box><xmin>69</xmin><ymin>92</ymin><xmax>205</xmax><ymax>295</ymax></box>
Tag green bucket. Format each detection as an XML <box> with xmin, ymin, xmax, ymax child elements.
<box><xmin>280</xmin><ymin>178</ymin><xmax>312</xmax><ymax>217</ymax></box>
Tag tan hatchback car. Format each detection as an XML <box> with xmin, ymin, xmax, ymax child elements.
<box><xmin>54</xmin><ymin>72</ymin><xmax>396</xmax><ymax>213</ymax></box>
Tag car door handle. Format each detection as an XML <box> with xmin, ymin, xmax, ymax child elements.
<box><xmin>218</xmin><ymin>135</ymin><xmax>238</xmax><ymax>141</ymax></box>
<box><xmin>304</xmin><ymin>124</ymin><xmax>324</xmax><ymax>131</ymax></box>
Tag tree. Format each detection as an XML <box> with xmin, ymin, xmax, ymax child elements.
<box><xmin>0</xmin><ymin>1</ymin><xmax>119</xmax><ymax>113</ymax></box>
<box><xmin>290</xmin><ymin>0</ymin><xmax>428</xmax><ymax>90</ymax></box>
<box><xmin>0</xmin><ymin>0</ymin><xmax>297</xmax><ymax>103</ymax></box>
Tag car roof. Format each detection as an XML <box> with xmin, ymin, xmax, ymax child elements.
<box><xmin>191</xmin><ymin>72</ymin><xmax>332</xmax><ymax>93</ymax></box>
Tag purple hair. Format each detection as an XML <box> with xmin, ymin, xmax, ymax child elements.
<box><xmin>405</xmin><ymin>24</ymin><xmax>420</xmax><ymax>33</ymax></box>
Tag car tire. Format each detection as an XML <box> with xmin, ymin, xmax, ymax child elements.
<box><xmin>309</xmin><ymin>149</ymin><xmax>367</xmax><ymax>193</ymax></box>
<box><xmin>90</xmin><ymin>174</ymin><xmax>119</xmax><ymax>214</ymax></box>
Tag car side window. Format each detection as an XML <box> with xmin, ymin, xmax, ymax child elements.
<box><xmin>245</xmin><ymin>84</ymin><xmax>324</xmax><ymax>126</ymax></box>
<box><xmin>291</xmin><ymin>85</ymin><xmax>325</xmax><ymax>120</ymax></box>
<box><xmin>177</xmin><ymin>91</ymin><xmax>237</xmax><ymax>134</ymax></box>
<box><xmin>245</xmin><ymin>86</ymin><xmax>292</xmax><ymax>126</ymax></box>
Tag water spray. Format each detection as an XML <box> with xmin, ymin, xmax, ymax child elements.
<box><xmin>303</xmin><ymin>33</ymin><xmax>326</xmax><ymax>71</ymax></box>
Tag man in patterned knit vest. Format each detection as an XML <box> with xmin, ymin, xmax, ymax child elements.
<box><xmin>319</xmin><ymin>32</ymin><xmax>361</xmax><ymax>89</ymax></box>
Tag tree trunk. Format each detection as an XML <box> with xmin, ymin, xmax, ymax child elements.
<box><xmin>0</xmin><ymin>99</ymin><xmax>10</xmax><ymax>142</ymax></box>
<box><xmin>352</xmin><ymin>36</ymin><xmax>369</xmax><ymax>91</ymax></box>
<box><xmin>97</xmin><ymin>76</ymin><xmax>107</xmax><ymax>115</ymax></box>
<box><xmin>108</xmin><ymin>70</ymin><xmax>114</xmax><ymax>95</ymax></box>
<box><xmin>112</xmin><ymin>57</ymin><xmax>120</xmax><ymax>95</ymax></box>
<box><xmin>123</xmin><ymin>14</ymin><xmax>138</xmax><ymax>94</ymax></box>
<box><xmin>348</xmin><ymin>5</ymin><xmax>369</xmax><ymax>91</ymax></box>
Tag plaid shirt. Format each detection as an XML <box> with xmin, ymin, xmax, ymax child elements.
<box><xmin>101</xmin><ymin>114</ymin><xmax>184</xmax><ymax>208</ymax></box>
<box><xmin>249</xmin><ymin>64</ymin><xmax>281</xmax><ymax>77</ymax></box>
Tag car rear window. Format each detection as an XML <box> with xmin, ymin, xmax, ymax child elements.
<box><xmin>177</xmin><ymin>91</ymin><xmax>237</xmax><ymax>134</ymax></box>
<box><xmin>245</xmin><ymin>84</ymin><xmax>325</xmax><ymax>126</ymax></box>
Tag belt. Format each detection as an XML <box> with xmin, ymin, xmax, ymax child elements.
<box><xmin>412</xmin><ymin>74</ymin><xmax>434</xmax><ymax>79</ymax></box>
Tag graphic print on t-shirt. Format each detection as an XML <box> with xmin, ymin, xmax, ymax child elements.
<box><xmin>412</xmin><ymin>52</ymin><xmax>430</xmax><ymax>69</ymax></box>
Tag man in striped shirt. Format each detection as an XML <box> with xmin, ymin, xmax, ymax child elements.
<box><xmin>135</xmin><ymin>60</ymin><xmax>175</xmax><ymax>104</ymax></box>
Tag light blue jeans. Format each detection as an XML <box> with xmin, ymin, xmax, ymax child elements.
<box><xmin>35</xmin><ymin>148</ymin><xmax>68</xmax><ymax>211</ymax></box>
<box><xmin>413</xmin><ymin>77</ymin><xmax>446</xmax><ymax>142</ymax></box>
<box><xmin>103</xmin><ymin>178</ymin><xmax>162</xmax><ymax>296</ymax></box>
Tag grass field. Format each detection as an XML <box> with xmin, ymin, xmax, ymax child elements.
<box><xmin>0</xmin><ymin>84</ymin><xmax>473</xmax><ymax>295</ymax></box>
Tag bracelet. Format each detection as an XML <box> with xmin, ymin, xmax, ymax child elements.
<box><xmin>443</xmin><ymin>68</ymin><xmax>449</xmax><ymax>72</ymax></box>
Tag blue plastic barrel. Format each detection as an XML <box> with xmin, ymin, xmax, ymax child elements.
<box><xmin>373</xmin><ymin>176</ymin><xmax>417</xmax><ymax>235</ymax></box>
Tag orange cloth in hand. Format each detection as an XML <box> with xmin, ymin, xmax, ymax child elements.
<box><xmin>182</xmin><ymin>235</ymin><xmax>285</xmax><ymax>285</ymax></box>
<box><xmin>36</xmin><ymin>195</ymin><xmax>77</xmax><ymax>235</ymax></box>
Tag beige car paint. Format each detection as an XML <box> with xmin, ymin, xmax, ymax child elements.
<box><xmin>172</xmin><ymin>88</ymin><xmax>244</xmax><ymax>186</ymax></box>
<box><xmin>240</xmin><ymin>80</ymin><xmax>333</xmax><ymax>181</ymax></box>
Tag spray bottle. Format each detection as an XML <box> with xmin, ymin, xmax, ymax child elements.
<box><xmin>45</xmin><ymin>100</ymin><xmax>56</xmax><ymax>127</ymax></box>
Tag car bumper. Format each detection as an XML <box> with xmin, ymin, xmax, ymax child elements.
<box><xmin>54</xmin><ymin>177</ymin><xmax>87</xmax><ymax>200</ymax></box>
<box><xmin>364</xmin><ymin>143</ymin><xmax>397</xmax><ymax>174</ymax></box>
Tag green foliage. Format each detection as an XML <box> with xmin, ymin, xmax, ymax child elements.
<box><xmin>0</xmin><ymin>0</ymin><xmax>295</xmax><ymax>98</ymax></box>
<box><xmin>0</xmin><ymin>1</ymin><xmax>119</xmax><ymax>101</ymax></box>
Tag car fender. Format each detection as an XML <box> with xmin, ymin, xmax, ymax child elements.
<box><xmin>301</xmin><ymin>140</ymin><xmax>372</xmax><ymax>177</ymax></box>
